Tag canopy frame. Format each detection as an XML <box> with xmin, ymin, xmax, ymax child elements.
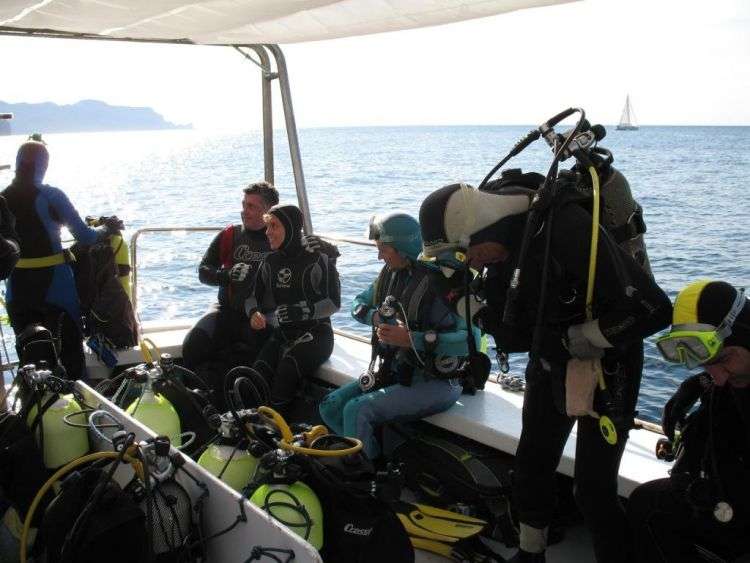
<box><xmin>0</xmin><ymin>30</ymin><xmax>314</xmax><ymax>232</ymax></box>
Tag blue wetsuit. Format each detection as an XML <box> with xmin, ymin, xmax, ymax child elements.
<box><xmin>320</xmin><ymin>263</ymin><xmax>475</xmax><ymax>459</ymax></box>
<box><xmin>3</xmin><ymin>178</ymin><xmax>98</xmax><ymax>378</ymax></box>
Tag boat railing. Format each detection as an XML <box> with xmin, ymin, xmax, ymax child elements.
<box><xmin>129</xmin><ymin>227</ymin><xmax>375</xmax><ymax>344</ymax></box>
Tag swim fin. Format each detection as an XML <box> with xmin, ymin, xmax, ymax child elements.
<box><xmin>392</xmin><ymin>500</ymin><xmax>487</xmax><ymax>543</ymax></box>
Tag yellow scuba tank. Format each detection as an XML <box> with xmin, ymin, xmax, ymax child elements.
<box><xmin>110</xmin><ymin>233</ymin><xmax>132</xmax><ymax>300</ymax></box>
<box><xmin>250</xmin><ymin>481</ymin><xmax>324</xmax><ymax>550</ymax></box>
<box><xmin>197</xmin><ymin>410</ymin><xmax>261</xmax><ymax>491</ymax></box>
<box><xmin>198</xmin><ymin>444</ymin><xmax>259</xmax><ymax>492</ymax></box>
<box><xmin>26</xmin><ymin>393</ymin><xmax>89</xmax><ymax>469</ymax></box>
<box><xmin>126</xmin><ymin>367</ymin><xmax>182</xmax><ymax>447</ymax></box>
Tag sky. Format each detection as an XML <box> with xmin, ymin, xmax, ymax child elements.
<box><xmin>1</xmin><ymin>0</ymin><xmax>749</xmax><ymax>129</ymax></box>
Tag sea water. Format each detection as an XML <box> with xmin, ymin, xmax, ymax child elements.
<box><xmin>1</xmin><ymin>125</ymin><xmax>748</xmax><ymax>422</ymax></box>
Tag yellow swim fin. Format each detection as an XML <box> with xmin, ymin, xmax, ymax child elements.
<box><xmin>393</xmin><ymin>500</ymin><xmax>487</xmax><ymax>543</ymax></box>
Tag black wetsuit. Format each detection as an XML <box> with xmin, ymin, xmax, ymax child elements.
<box><xmin>182</xmin><ymin>225</ymin><xmax>271</xmax><ymax>370</ymax></box>
<box><xmin>628</xmin><ymin>383</ymin><xmax>750</xmax><ymax>562</ymax></box>
<box><xmin>480</xmin><ymin>200</ymin><xmax>672</xmax><ymax>562</ymax></box>
<box><xmin>246</xmin><ymin>205</ymin><xmax>340</xmax><ymax>413</ymax></box>
<box><xmin>2</xmin><ymin>177</ymin><xmax>99</xmax><ymax>380</ymax></box>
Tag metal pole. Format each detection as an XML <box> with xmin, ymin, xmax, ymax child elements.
<box><xmin>247</xmin><ymin>45</ymin><xmax>275</xmax><ymax>185</ymax></box>
<box><xmin>265</xmin><ymin>44</ymin><xmax>313</xmax><ymax>234</ymax></box>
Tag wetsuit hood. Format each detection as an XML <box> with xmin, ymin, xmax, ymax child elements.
<box><xmin>674</xmin><ymin>280</ymin><xmax>750</xmax><ymax>348</ymax></box>
<box><xmin>15</xmin><ymin>141</ymin><xmax>48</xmax><ymax>186</ymax></box>
<box><xmin>269</xmin><ymin>204</ymin><xmax>303</xmax><ymax>256</ymax></box>
<box><xmin>419</xmin><ymin>183</ymin><xmax>532</xmax><ymax>259</ymax></box>
<box><xmin>368</xmin><ymin>212</ymin><xmax>422</xmax><ymax>261</ymax></box>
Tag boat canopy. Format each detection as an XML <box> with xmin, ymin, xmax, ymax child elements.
<box><xmin>0</xmin><ymin>0</ymin><xmax>575</xmax><ymax>45</ymax></box>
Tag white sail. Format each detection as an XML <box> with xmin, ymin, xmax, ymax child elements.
<box><xmin>617</xmin><ymin>94</ymin><xmax>639</xmax><ymax>130</ymax></box>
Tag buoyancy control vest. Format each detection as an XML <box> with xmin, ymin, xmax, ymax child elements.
<box><xmin>671</xmin><ymin>385</ymin><xmax>750</xmax><ymax>521</ymax></box>
<box><xmin>371</xmin><ymin>263</ymin><xmax>465</xmax><ymax>383</ymax></box>
<box><xmin>71</xmin><ymin>229</ymin><xmax>138</xmax><ymax>350</ymax></box>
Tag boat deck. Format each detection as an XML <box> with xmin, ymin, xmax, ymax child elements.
<box><xmin>82</xmin><ymin>319</ymin><xmax>674</xmax><ymax>561</ymax></box>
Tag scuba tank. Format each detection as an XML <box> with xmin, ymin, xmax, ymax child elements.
<box><xmin>22</xmin><ymin>363</ymin><xmax>89</xmax><ymax>469</ymax></box>
<box><xmin>197</xmin><ymin>410</ymin><xmax>263</xmax><ymax>492</ymax></box>
<box><xmin>248</xmin><ymin>449</ymin><xmax>324</xmax><ymax>550</ymax></box>
<box><xmin>125</xmin><ymin>363</ymin><xmax>182</xmax><ymax>447</ymax></box>
<box><xmin>109</xmin><ymin>232</ymin><xmax>132</xmax><ymax>300</ymax></box>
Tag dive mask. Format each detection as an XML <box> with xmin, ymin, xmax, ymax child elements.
<box><xmin>656</xmin><ymin>288</ymin><xmax>745</xmax><ymax>368</ymax></box>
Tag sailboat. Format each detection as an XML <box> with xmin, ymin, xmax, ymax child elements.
<box><xmin>617</xmin><ymin>94</ymin><xmax>639</xmax><ymax>130</ymax></box>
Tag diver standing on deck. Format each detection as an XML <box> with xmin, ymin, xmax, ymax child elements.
<box><xmin>2</xmin><ymin>136</ymin><xmax>121</xmax><ymax>379</ymax></box>
<box><xmin>418</xmin><ymin>181</ymin><xmax>672</xmax><ymax>563</ymax></box>
<box><xmin>628</xmin><ymin>280</ymin><xmax>750</xmax><ymax>562</ymax></box>
<box><xmin>182</xmin><ymin>181</ymin><xmax>279</xmax><ymax>371</ymax></box>
<box><xmin>247</xmin><ymin>204</ymin><xmax>340</xmax><ymax>415</ymax></box>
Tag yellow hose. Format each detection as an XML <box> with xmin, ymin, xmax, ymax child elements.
<box><xmin>585</xmin><ymin>166</ymin><xmax>600</xmax><ymax>322</ymax></box>
<box><xmin>587</xmin><ymin>166</ymin><xmax>617</xmax><ymax>445</ymax></box>
<box><xmin>257</xmin><ymin>406</ymin><xmax>363</xmax><ymax>457</ymax></box>
<box><xmin>20</xmin><ymin>450</ymin><xmax>140</xmax><ymax>562</ymax></box>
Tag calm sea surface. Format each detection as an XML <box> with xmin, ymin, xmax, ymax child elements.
<box><xmin>1</xmin><ymin>125</ymin><xmax>749</xmax><ymax>423</ymax></box>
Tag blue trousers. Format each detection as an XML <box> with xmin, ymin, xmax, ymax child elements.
<box><xmin>319</xmin><ymin>375</ymin><xmax>462</xmax><ymax>459</ymax></box>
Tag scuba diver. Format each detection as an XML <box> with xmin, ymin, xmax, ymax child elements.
<box><xmin>0</xmin><ymin>195</ymin><xmax>20</xmax><ymax>280</ymax></box>
<box><xmin>2</xmin><ymin>136</ymin><xmax>122</xmax><ymax>379</ymax></box>
<box><xmin>628</xmin><ymin>280</ymin><xmax>750</xmax><ymax>563</ymax></box>
<box><xmin>246</xmin><ymin>203</ymin><xmax>341</xmax><ymax>416</ymax></box>
<box><xmin>418</xmin><ymin>179</ymin><xmax>672</xmax><ymax>563</ymax></box>
<box><xmin>319</xmin><ymin>212</ymin><xmax>473</xmax><ymax>461</ymax></box>
<box><xmin>182</xmin><ymin>181</ymin><xmax>278</xmax><ymax>372</ymax></box>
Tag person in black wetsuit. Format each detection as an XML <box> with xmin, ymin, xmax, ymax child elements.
<box><xmin>628</xmin><ymin>280</ymin><xmax>750</xmax><ymax>563</ymax></box>
<box><xmin>418</xmin><ymin>182</ymin><xmax>672</xmax><ymax>563</ymax></box>
<box><xmin>246</xmin><ymin>204</ymin><xmax>341</xmax><ymax>415</ymax></box>
<box><xmin>182</xmin><ymin>181</ymin><xmax>279</xmax><ymax>371</ymax></box>
<box><xmin>2</xmin><ymin>138</ymin><xmax>120</xmax><ymax>379</ymax></box>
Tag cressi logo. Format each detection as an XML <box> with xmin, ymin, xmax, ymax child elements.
<box><xmin>234</xmin><ymin>245</ymin><xmax>267</xmax><ymax>262</ymax></box>
<box><xmin>343</xmin><ymin>523</ymin><xmax>373</xmax><ymax>536</ymax></box>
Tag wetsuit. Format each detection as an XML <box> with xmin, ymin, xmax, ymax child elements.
<box><xmin>182</xmin><ymin>225</ymin><xmax>271</xmax><ymax>370</ymax></box>
<box><xmin>319</xmin><ymin>262</ymin><xmax>469</xmax><ymax>459</ymax></box>
<box><xmin>246</xmin><ymin>205</ymin><xmax>340</xmax><ymax>414</ymax></box>
<box><xmin>628</xmin><ymin>380</ymin><xmax>750</xmax><ymax>562</ymax></box>
<box><xmin>3</xmin><ymin>143</ymin><xmax>100</xmax><ymax>380</ymax></box>
<box><xmin>479</xmin><ymin>200</ymin><xmax>672</xmax><ymax>562</ymax></box>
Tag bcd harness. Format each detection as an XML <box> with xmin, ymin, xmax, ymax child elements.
<box><xmin>370</xmin><ymin>263</ymin><xmax>460</xmax><ymax>384</ymax></box>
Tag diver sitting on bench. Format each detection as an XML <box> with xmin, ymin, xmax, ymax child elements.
<box><xmin>319</xmin><ymin>212</ymin><xmax>477</xmax><ymax>461</ymax></box>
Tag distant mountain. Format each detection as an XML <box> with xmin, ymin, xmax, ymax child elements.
<box><xmin>0</xmin><ymin>99</ymin><xmax>191</xmax><ymax>135</ymax></box>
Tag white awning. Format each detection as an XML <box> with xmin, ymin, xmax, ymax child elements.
<box><xmin>0</xmin><ymin>0</ymin><xmax>576</xmax><ymax>45</ymax></box>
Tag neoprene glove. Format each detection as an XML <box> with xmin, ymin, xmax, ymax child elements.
<box><xmin>216</xmin><ymin>267</ymin><xmax>231</xmax><ymax>285</ymax></box>
<box><xmin>302</xmin><ymin>235</ymin><xmax>340</xmax><ymax>260</ymax></box>
<box><xmin>276</xmin><ymin>301</ymin><xmax>312</xmax><ymax>324</ymax></box>
<box><xmin>229</xmin><ymin>262</ymin><xmax>251</xmax><ymax>282</ymax></box>
<box><xmin>661</xmin><ymin>372</ymin><xmax>711</xmax><ymax>441</ymax></box>
<box><xmin>565</xmin><ymin>323</ymin><xmax>604</xmax><ymax>360</ymax></box>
